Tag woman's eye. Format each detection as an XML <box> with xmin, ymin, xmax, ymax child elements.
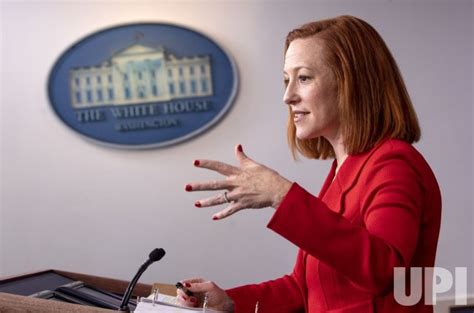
<box><xmin>283</xmin><ymin>78</ymin><xmax>289</xmax><ymax>86</ymax></box>
<box><xmin>298</xmin><ymin>75</ymin><xmax>311</xmax><ymax>82</ymax></box>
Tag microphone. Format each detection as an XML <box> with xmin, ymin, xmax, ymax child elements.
<box><xmin>119</xmin><ymin>248</ymin><xmax>166</xmax><ymax>312</ymax></box>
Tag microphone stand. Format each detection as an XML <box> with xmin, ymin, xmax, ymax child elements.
<box><xmin>119</xmin><ymin>248</ymin><xmax>165</xmax><ymax>312</ymax></box>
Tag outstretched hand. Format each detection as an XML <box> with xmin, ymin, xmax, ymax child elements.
<box><xmin>185</xmin><ymin>144</ymin><xmax>292</xmax><ymax>220</ymax></box>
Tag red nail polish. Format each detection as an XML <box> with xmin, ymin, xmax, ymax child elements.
<box><xmin>237</xmin><ymin>144</ymin><xmax>243</xmax><ymax>152</ymax></box>
<box><xmin>190</xmin><ymin>297</ymin><xmax>197</xmax><ymax>303</ymax></box>
<box><xmin>185</xmin><ymin>283</ymin><xmax>191</xmax><ymax>288</ymax></box>
<box><xmin>185</xmin><ymin>184</ymin><xmax>192</xmax><ymax>191</ymax></box>
<box><xmin>212</xmin><ymin>216</ymin><xmax>219</xmax><ymax>220</ymax></box>
<box><xmin>194</xmin><ymin>160</ymin><xmax>200</xmax><ymax>166</ymax></box>
<box><xmin>195</xmin><ymin>201</ymin><xmax>201</xmax><ymax>207</ymax></box>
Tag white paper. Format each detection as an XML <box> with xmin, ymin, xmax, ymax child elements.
<box><xmin>134</xmin><ymin>301</ymin><xmax>203</xmax><ymax>313</ymax></box>
<box><xmin>134</xmin><ymin>296</ymin><xmax>224</xmax><ymax>313</ymax></box>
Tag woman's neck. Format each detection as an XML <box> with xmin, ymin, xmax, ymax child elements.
<box><xmin>334</xmin><ymin>147</ymin><xmax>348</xmax><ymax>175</ymax></box>
<box><xmin>325</xmin><ymin>133</ymin><xmax>348</xmax><ymax>175</ymax></box>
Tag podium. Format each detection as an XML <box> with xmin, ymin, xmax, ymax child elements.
<box><xmin>0</xmin><ymin>269</ymin><xmax>175</xmax><ymax>312</ymax></box>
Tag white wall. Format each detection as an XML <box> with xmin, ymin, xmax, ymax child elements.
<box><xmin>1</xmin><ymin>0</ymin><xmax>472</xmax><ymax>299</ymax></box>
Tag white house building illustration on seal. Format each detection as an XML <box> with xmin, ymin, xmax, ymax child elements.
<box><xmin>69</xmin><ymin>44</ymin><xmax>213</xmax><ymax>108</ymax></box>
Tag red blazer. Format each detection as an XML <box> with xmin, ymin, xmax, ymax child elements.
<box><xmin>226</xmin><ymin>139</ymin><xmax>441</xmax><ymax>313</ymax></box>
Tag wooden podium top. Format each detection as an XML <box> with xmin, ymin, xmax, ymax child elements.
<box><xmin>0</xmin><ymin>269</ymin><xmax>176</xmax><ymax>312</ymax></box>
<box><xmin>0</xmin><ymin>292</ymin><xmax>112</xmax><ymax>313</ymax></box>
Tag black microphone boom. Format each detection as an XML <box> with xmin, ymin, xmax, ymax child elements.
<box><xmin>119</xmin><ymin>248</ymin><xmax>166</xmax><ymax>312</ymax></box>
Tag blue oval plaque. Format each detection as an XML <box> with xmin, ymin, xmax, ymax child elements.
<box><xmin>48</xmin><ymin>23</ymin><xmax>238</xmax><ymax>148</ymax></box>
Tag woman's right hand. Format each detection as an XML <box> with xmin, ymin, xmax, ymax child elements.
<box><xmin>176</xmin><ymin>278</ymin><xmax>234</xmax><ymax>312</ymax></box>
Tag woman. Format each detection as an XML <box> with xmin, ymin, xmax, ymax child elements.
<box><xmin>179</xmin><ymin>15</ymin><xmax>441</xmax><ymax>313</ymax></box>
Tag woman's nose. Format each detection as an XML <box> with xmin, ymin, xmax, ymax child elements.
<box><xmin>283</xmin><ymin>83</ymin><xmax>299</xmax><ymax>105</ymax></box>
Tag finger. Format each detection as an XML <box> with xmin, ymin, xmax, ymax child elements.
<box><xmin>186</xmin><ymin>280</ymin><xmax>219</xmax><ymax>294</ymax></box>
<box><xmin>196</xmin><ymin>191</ymin><xmax>236</xmax><ymax>207</ymax></box>
<box><xmin>176</xmin><ymin>284</ymin><xmax>194</xmax><ymax>297</ymax></box>
<box><xmin>235</xmin><ymin>144</ymin><xmax>254</xmax><ymax>165</ymax></box>
<box><xmin>176</xmin><ymin>294</ymin><xmax>187</xmax><ymax>306</ymax></box>
<box><xmin>212</xmin><ymin>202</ymin><xmax>244</xmax><ymax>220</ymax></box>
<box><xmin>176</xmin><ymin>289</ymin><xmax>187</xmax><ymax>298</ymax></box>
<box><xmin>181</xmin><ymin>278</ymin><xmax>205</xmax><ymax>286</ymax></box>
<box><xmin>188</xmin><ymin>296</ymin><xmax>199</xmax><ymax>307</ymax></box>
<box><xmin>177</xmin><ymin>294</ymin><xmax>199</xmax><ymax>308</ymax></box>
<box><xmin>186</xmin><ymin>179</ymin><xmax>233</xmax><ymax>192</ymax></box>
<box><xmin>194</xmin><ymin>159</ymin><xmax>240</xmax><ymax>176</ymax></box>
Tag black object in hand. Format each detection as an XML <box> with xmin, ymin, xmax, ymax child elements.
<box><xmin>175</xmin><ymin>282</ymin><xmax>194</xmax><ymax>297</ymax></box>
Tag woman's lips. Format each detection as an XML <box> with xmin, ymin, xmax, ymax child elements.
<box><xmin>293</xmin><ymin>111</ymin><xmax>309</xmax><ymax>122</ymax></box>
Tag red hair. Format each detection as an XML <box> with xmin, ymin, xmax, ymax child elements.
<box><xmin>286</xmin><ymin>15</ymin><xmax>420</xmax><ymax>159</ymax></box>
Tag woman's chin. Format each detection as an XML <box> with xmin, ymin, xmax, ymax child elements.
<box><xmin>296</xmin><ymin>130</ymin><xmax>317</xmax><ymax>141</ymax></box>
